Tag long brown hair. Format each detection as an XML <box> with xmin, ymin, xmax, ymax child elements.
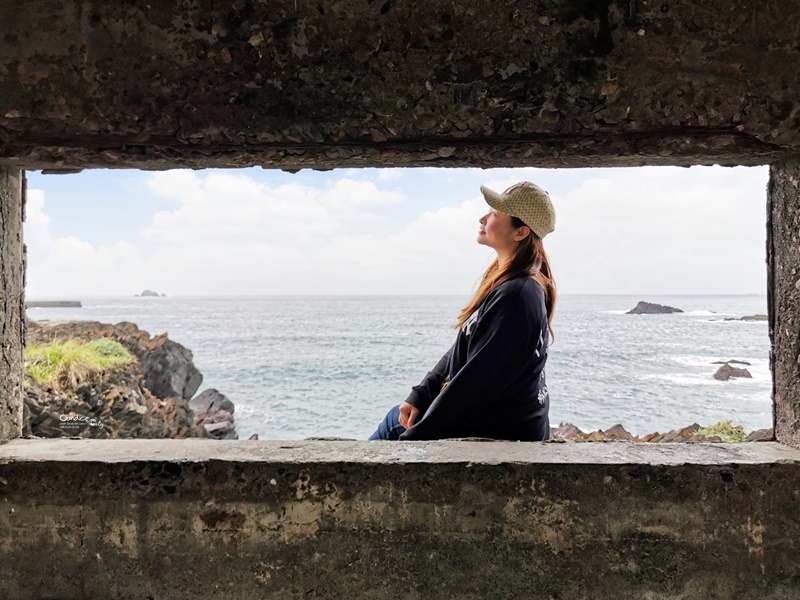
<box><xmin>455</xmin><ymin>216</ymin><xmax>557</xmax><ymax>340</ymax></box>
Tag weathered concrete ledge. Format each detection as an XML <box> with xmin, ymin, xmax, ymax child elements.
<box><xmin>1</xmin><ymin>437</ymin><xmax>798</xmax><ymax>465</ymax></box>
<box><xmin>1</xmin><ymin>440</ymin><xmax>799</xmax><ymax>599</ymax></box>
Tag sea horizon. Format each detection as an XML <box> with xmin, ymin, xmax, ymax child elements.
<box><xmin>26</xmin><ymin>292</ymin><xmax>769</xmax><ymax>299</ymax></box>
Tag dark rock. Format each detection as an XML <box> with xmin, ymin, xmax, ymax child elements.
<box><xmin>603</xmin><ymin>424</ymin><xmax>633</xmax><ymax>441</ymax></box>
<box><xmin>190</xmin><ymin>388</ymin><xmax>235</xmax><ymax>414</ymax></box>
<box><xmin>24</xmin><ymin>320</ymin><xmax>211</xmax><ymax>439</ymax></box>
<box><xmin>248</xmin><ymin>433</ymin><xmax>259</xmax><ymax>440</ymax></box>
<box><xmin>204</xmin><ymin>421</ymin><xmax>237</xmax><ymax>440</ymax></box>
<box><xmin>550</xmin><ymin>422</ymin><xmax>585</xmax><ymax>440</ymax></box>
<box><xmin>740</xmin><ymin>314</ymin><xmax>767</xmax><ymax>321</ymax></box>
<box><xmin>191</xmin><ymin>388</ymin><xmax>238</xmax><ymax>440</ymax></box>
<box><xmin>139</xmin><ymin>289</ymin><xmax>162</xmax><ymax>297</ymax></box>
<box><xmin>23</xmin><ymin>362</ymin><xmax>206</xmax><ymax>439</ymax></box>
<box><xmin>713</xmin><ymin>364</ymin><xmax>753</xmax><ymax>381</ymax></box>
<box><xmin>745</xmin><ymin>428</ymin><xmax>774</xmax><ymax>442</ymax></box>
<box><xmin>27</xmin><ymin>320</ymin><xmax>203</xmax><ymax>401</ymax></box>
<box><xmin>660</xmin><ymin>424</ymin><xmax>701</xmax><ymax>442</ymax></box>
<box><xmin>626</xmin><ymin>301</ymin><xmax>684</xmax><ymax>314</ymax></box>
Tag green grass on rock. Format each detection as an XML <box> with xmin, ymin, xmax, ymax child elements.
<box><xmin>24</xmin><ymin>338</ymin><xmax>134</xmax><ymax>390</ymax></box>
<box><xmin>696</xmin><ymin>420</ymin><xmax>747</xmax><ymax>443</ymax></box>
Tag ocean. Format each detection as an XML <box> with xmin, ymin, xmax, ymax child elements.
<box><xmin>25</xmin><ymin>295</ymin><xmax>772</xmax><ymax>440</ymax></box>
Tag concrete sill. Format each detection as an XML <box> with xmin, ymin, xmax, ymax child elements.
<box><xmin>1</xmin><ymin>437</ymin><xmax>798</xmax><ymax>466</ymax></box>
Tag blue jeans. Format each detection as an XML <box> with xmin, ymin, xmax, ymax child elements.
<box><xmin>369</xmin><ymin>405</ymin><xmax>406</xmax><ymax>440</ymax></box>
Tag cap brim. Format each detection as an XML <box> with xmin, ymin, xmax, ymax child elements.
<box><xmin>480</xmin><ymin>185</ymin><xmax>508</xmax><ymax>213</ymax></box>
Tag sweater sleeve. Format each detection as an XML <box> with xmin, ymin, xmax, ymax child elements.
<box><xmin>403</xmin><ymin>345</ymin><xmax>453</xmax><ymax>414</ymax></box>
<box><xmin>398</xmin><ymin>282</ymin><xmax>536</xmax><ymax>440</ymax></box>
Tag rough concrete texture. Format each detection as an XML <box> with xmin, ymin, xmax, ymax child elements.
<box><xmin>0</xmin><ymin>168</ymin><xmax>24</xmax><ymax>443</ymax></box>
<box><xmin>0</xmin><ymin>439</ymin><xmax>799</xmax><ymax>599</ymax></box>
<box><xmin>769</xmin><ymin>158</ymin><xmax>800</xmax><ymax>448</ymax></box>
<box><xmin>1</xmin><ymin>0</ymin><xmax>799</xmax><ymax>170</ymax></box>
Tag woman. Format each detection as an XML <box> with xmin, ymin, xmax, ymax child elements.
<box><xmin>369</xmin><ymin>181</ymin><xmax>556</xmax><ymax>441</ymax></box>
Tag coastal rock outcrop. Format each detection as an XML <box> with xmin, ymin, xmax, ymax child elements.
<box><xmin>626</xmin><ymin>301</ymin><xmax>683</xmax><ymax>315</ymax></box>
<box><xmin>190</xmin><ymin>388</ymin><xmax>238</xmax><ymax>440</ymax></box>
<box><xmin>28</xmin><ymin>320</ymin><xmax>202</xmax><ymax>401</ymax></box>
<box><xmin>23</xmin><ymin>320</ymin><xmax>227</xmax><ymax>439</ymax></box>
<box><xmin>137</xmin><ymin>289</ymin><xmax>166</xmax><ymax>297</ymax></box>
<box><xmin>713</xmin><ymin>363</ymin><xmax>753</xmax><ymax>381</ymax></box>
<box><xmin>22</xmin><ymin>362</ymin><xmax>202</xmax><ymax>439</ymax></box>
<box><xmin>548</xmin><ymin>422</ymin><xmax>760</xmax><ymax>443</ymax></box>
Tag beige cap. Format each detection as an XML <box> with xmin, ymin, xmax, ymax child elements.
<box><xmin>480</xmin><ymin>181</ymin><xmax>556</xmax><ymax>239</ymax></box>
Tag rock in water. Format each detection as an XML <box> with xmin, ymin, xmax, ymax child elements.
<box><xmin>190</xmin><ymin>388</ymin><xmax>238</xmax><ymax>440</ymax></box>
<box><xmin>713</xmin><ymin>364</ymin><xmax>753</xmax><ymax>381</ymax></box>
<box><xmin>740</xmin><ymin>314</ymin><xmax>767</xmax><ymax>321</ymax></box>
<box><xmin>191</xmin><ymin>388</ymin><xmax>235</xmax><ymax>414</ymax></box>
<box><xmin>626</xmin><ymin>301</ymin><xmax>684</xmax><ymax>314</ymax></box>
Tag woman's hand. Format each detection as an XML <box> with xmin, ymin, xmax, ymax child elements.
<box><xmin>398</xmin><ymin>402</ymin><xmax>419</xmax><ymax>429</ymax></box>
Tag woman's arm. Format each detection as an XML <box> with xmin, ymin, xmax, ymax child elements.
<box><xmin>403</xmin><ymin>345</ymin><xmax>453</xmax><ymax>416</ymax></box>
<box><xmin>399</xmin><ymin>282</ymin><xmax>541</xmax><ymax>440</ymax></box>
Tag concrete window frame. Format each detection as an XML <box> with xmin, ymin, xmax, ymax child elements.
<box><xmin>2</xmin><ymin>2</ymin><xmax>800</xmax><ymax>595</ymax></box>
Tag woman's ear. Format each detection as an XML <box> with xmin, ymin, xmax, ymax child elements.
<box><xmin>514</xmin><ymin>225</ymin><xmax>531</xmax><ymax>241</ymax></box>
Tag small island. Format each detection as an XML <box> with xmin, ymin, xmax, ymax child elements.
<box><xmin>626</xmin><ymin>301</ymin><xmax>683</xmax><ymax>315</ymax></box>
<box><xmin>135</xmin><ymin>289</ymin><xmax>167</xmax><ymax>297</ymax></box>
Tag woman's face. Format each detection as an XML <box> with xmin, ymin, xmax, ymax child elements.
<box><xmin>477</xmin><ymin>208</ymin><xmax>522</xmax><ymax>253</ymax></box>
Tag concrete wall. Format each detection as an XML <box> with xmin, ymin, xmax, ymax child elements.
<box><xmin>2</xmin><ymin>0</ymin><xmax>800</xmax><ymax>170</ymax></box>
<box><xmin>0</xmin><ymin>168</ymin><xmax>24</xmax><ymax>443</ymax></box>
<box><xmin>1</xmin><ymin>439</ymin><xmax>799</xmax><ymax>600</ymax></box>
<box><xmin>769</xmin><ymin>158</ymin><xmax>800</xmax><ymax>447</ymax></box>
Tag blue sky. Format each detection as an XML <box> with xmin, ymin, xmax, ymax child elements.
<box><xmin>25</xmin><ymin>165</ymin><xmax>769</xmax><ymax>296</ymax></box>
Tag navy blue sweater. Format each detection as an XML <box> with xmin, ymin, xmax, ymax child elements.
<box><xmin>398</xmin><ymin>275</ymin><xmax>550</xmax><ymax>441</ymax></box>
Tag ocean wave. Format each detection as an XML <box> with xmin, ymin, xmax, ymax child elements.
<box><xmin>699</xmin><ymin>318</ymin><xmax>768</xmax><ymax>324</ymax></box>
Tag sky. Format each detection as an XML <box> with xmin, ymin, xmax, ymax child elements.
<box><xmin>24</xmin><ymin>164</ymin><xmax>769</xmax><ymax>297</ymax></box>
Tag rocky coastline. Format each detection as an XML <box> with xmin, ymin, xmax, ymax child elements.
<box><xmin>23</xmin><ymin>320</ymin><xmax>242</xmax><ymax>440</ymax></box>
<box><xmin>23</xmin><ymin>319</ymin><xmax>770</xmax><ymax>443</ymax></box>
<box><xmin>550</xmin><ymin>422</ymin><xmax>773</xmax><ymax>443</ymax></box>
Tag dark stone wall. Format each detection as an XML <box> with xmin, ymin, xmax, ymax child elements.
<box><xmin>769</xmin><ymin>158</ymin><xmax>800</xmax><ymax>449</ymax></box>
<box><xmin>0</xmin><ymin>444</ymin><xmax>799</xmax><ymax>599</ymax></box>
<box><xmin>0</xmin><ymin>168</ymin><xmax>24</xmax><ymax>443</ymax></box>
<box><xmin>1</xmin><ymin>0</ymin><xmax>799</xmax><ymax>170</ymax></box>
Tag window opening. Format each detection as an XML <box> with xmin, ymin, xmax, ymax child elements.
<box><xmin>23</xmin><ymin>165</ymin><xmax>771</xmax><ymax>442</ymax></box>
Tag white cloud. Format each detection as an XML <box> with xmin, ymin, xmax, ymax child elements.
<box><xmin>24</xmin><ymin>189</ymin><xmax>142</xmax><ymax>296</ymax></box>
<box><xmin>23</xmin><ymin>166</ymin><xmax>769</xmax><ymax>296</ymax></box>
<box><xmin>315</xmin><ymin>196</ymin><xmax>494</xmax><ymax>294</ymax></box>
<box><xmin>544</xmin><ymin>166</ymin><xmax>768</xmax><ymax>294</ymax></box>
